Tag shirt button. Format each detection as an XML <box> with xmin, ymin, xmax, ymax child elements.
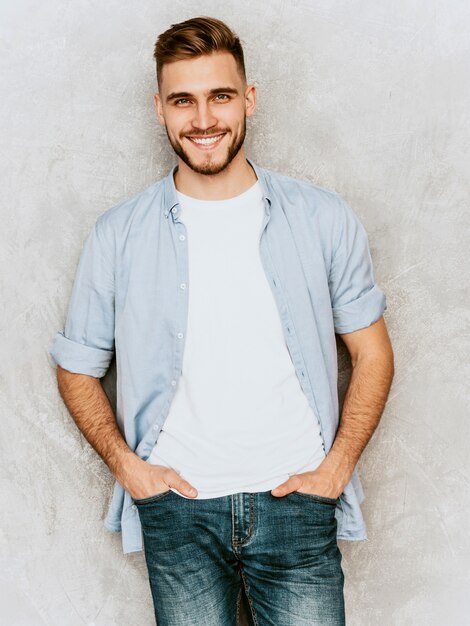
<box><xmin>177</xmin><ymin>332</ymin><xmax>183</xmax><ymax>339</ymax></box>
<box><xmin>179</xmin><ymin>234</ymin><xmax>186</xmax><ymax>241</ymax></box>
<box><xmin>132</xmin><ymin>505</ymin><xmax>137</xmax><ymax>510</ymax></box>
<box><xmin>153</xmin><ymin>424</ymin><xmax>159</xmax><ymax>430</ymax></box>
<box><xmin>171</xmin><ymin>380</ymin><xmax>177</xmax><ymax>386</ymax></box>
<box><xmin>180</xmin><ymin>283</ymin><xmax>186</xmax><ymax>290</ymax></box>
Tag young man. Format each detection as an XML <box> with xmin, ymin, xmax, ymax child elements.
<box><xmin>50</xmin><ymin>16</ymin><xmax>394</xmax><ymax>626</ymax></box>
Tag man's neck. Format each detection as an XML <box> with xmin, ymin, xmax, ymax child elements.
<box><xmin>173</xmin><ymin>150</ymin><xmax>258</xmax><ymax>200</ymax></box>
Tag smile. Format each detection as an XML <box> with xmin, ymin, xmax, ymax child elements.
<box><xmin>186</xmin><ymin>133</ymin><xmax>226</xmax><ymax>149</ymax></box>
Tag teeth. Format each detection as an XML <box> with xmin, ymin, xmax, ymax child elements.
<box><xmin>190</xmin><ymin>135</ymin><xmax>223</xmax><ymax>145</ymax></box>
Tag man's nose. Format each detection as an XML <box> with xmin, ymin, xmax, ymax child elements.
<box><xmin>191</xmin><ymin>103</ymin><xmax>217</xmax><ymax>131</ymax></box>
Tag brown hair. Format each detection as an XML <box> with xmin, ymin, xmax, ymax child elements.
<box><xmin>154</xmin><ymin>16</ymin><xmax>246</xmax><ymax>88</ymax></box>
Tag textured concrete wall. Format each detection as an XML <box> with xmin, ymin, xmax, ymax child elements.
<box><xmin>1</xmin><ymin>1</ymin><xmax>469</xmax><ymax>624</ymax></box>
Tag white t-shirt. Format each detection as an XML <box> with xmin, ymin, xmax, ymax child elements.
<box><xmin>147</xmin><ymin>179</ymin><xmax>326</xmax><ymax>497</ymax></box>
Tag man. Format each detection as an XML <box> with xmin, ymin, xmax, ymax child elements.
<box><xmin>50</xmin><ymin>15</ymin><xmax>394</xmax><ymax>626</ymax></box>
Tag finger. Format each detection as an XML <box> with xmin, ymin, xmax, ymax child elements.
<box><xmin>271</xmin><ymin>476</ymin><xmax>301</xmax><ymax>497</ymax></box>
<box><xmin>166</xmin><ymin>469</ymin><xmax>198</xmax><ymax>498</ymax></box>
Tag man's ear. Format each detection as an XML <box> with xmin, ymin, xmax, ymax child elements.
<box><xmin>154</xmin><ymin>93</ymin><xmax>165</xmax><ymax>126</ymax></box>
<box><xmin>245</xmin><ymin>84</ymin><xmax>257</xmax><ymax>118</ymax></box>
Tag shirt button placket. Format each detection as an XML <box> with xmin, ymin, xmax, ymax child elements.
<box><xmin>174</xmin><ymin>219</ymin><xmax>188</xmax><ymax>394</ymax></box>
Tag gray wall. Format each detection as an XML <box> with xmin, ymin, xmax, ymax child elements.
<box><xmin>1</xmin><ymin>1</ymin><xmax>469</xmax><ymax>624</ymax></box>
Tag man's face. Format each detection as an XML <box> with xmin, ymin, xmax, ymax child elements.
<box><xmin>155</xmin><ymin>52</ymin><xmax>256</xmax><ymax>176</ymax></box>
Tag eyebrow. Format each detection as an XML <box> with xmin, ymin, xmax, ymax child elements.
<box><xmin>166</xmin><ymin>87</ymin><xmax>239</xmax><ymax>103</ymax></box>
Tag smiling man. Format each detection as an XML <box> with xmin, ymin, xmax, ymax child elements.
<box><xmin>50</xmin><ymin>16</ymin><xmax>394</xmax><ymax>626</ymax></box>
<box><xmin>161</xmin><ymin>54</ymin><xmax>249</xmax><ymax>177</ymax></box>
<box><xmin>157</xmin><ymin>47</ymin><xmax>256</xmax><ymax>193</ymax></box>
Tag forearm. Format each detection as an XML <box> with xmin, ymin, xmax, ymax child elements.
<box><xmin>320</xmin><ymin>351</ymin><xmax>394</xmax><ymax>491</ymax></box>
<box><xmin>56</xmin><ymin>365</ymin><xmax>140</xmax><ymax>486</ymax></box>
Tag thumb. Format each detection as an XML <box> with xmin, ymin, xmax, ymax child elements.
<box><xmin>271</xmin><ymin>474</ymin><xmax>300</xmax><ymax>497</ymax></box>
<box><xmin>168</xmin><ymin>469</ymin><xmax>198</xmax><ymax>498</ymax></box>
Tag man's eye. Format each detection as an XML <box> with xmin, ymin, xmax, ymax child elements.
<box><xmin>215</xmin><ymin>94</ymin><xmax>229</xmax><ymax>101</ymax></box>
<box><xmin>175</xmin><ymin>98</ymin><xmax>190</xmax><ymax>105</ymax></box>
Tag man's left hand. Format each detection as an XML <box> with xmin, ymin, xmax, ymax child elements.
<box><xmin>271</xmin><ymin>467</ymin><xmax>344</xmax><ymax>499</ymax></box>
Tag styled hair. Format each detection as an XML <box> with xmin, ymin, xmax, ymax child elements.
<box><xmin>154</xmin><ymin>16</ymin><xmax>246</xmax><ymax>88</ymax></box>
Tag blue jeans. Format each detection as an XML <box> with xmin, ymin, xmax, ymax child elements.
<box><xmin>135</xmin><ymin>489</ymin><xmax>345</xmax><ymax>625</ymax></box>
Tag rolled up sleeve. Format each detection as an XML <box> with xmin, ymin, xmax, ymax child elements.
<box><xmin>329</xmin><ymin>198</ymin><xmax>387</xmax><ymax>334</ymax></box>
<box><xmin>49</xmin><ymin>216</ymin><xmax>115</xmax><ymax>377</ymax></box>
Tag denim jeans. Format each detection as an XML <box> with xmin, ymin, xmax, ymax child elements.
<box><xmin>135</xmin><ymin>489</ymin><xmax>345</xmax><ymax>625</ymax></box>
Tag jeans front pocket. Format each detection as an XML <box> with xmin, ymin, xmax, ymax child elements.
<box><xmin>291</xmin><ymin>491</ymin><xmax>339</xmax><ymax>505</ymax></box>
<box><xmin>133</xmin><ymin>489</ymin><xmax>173</xmax><ymax>505</ymax></box>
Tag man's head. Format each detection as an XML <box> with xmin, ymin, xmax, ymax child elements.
<box><xmin>153</xmin><ymin>16</ymin><xmax>256</xmax><ymax>176</ymax></box>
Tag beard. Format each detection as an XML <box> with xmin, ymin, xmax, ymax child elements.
<box><xmin>165</xmin><ymin>117</ymin><xmax>246</xmax><ymax>176</ymax></box>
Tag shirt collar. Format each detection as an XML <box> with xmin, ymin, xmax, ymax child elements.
<box><xmin>162</xmin><ymin>157</ymin><xmax>272</xmax><ymax>219</ymax></box>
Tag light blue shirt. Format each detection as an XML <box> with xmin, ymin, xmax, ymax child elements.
<box><xmin>49</xmin><ymin>158</ymin><xmax>387</xmax><ymax>554</ymax></box>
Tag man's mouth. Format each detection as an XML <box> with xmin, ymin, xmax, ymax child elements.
<box><xmin>185</xmin><ymin>133</ymin><xmax>226</xmax><ymax>149</ymax></box>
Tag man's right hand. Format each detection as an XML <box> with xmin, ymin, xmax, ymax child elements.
<box><xmin>118</xmin><ymin>455</ymin><xmax>198</xmax><ymax>500</ymax></box>
<box><xmin>54</xmin><ymin>369</ymin><xmax>198</xmax><ymax>499</ymax></box>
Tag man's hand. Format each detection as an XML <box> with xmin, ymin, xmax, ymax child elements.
<box><xmin>119</xmin><ymin>455</ymin><xmax>198</xmax><ymax>500</ymax></box>
<box><xmin>55</xmin><ymin>366</ymin><xmax>200</xmax><ymax>499</ymax></box>
<box><xmin>271</xmin><ymin>463</ymin><xmax>344</xmax><ymax>500</ymax></box>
